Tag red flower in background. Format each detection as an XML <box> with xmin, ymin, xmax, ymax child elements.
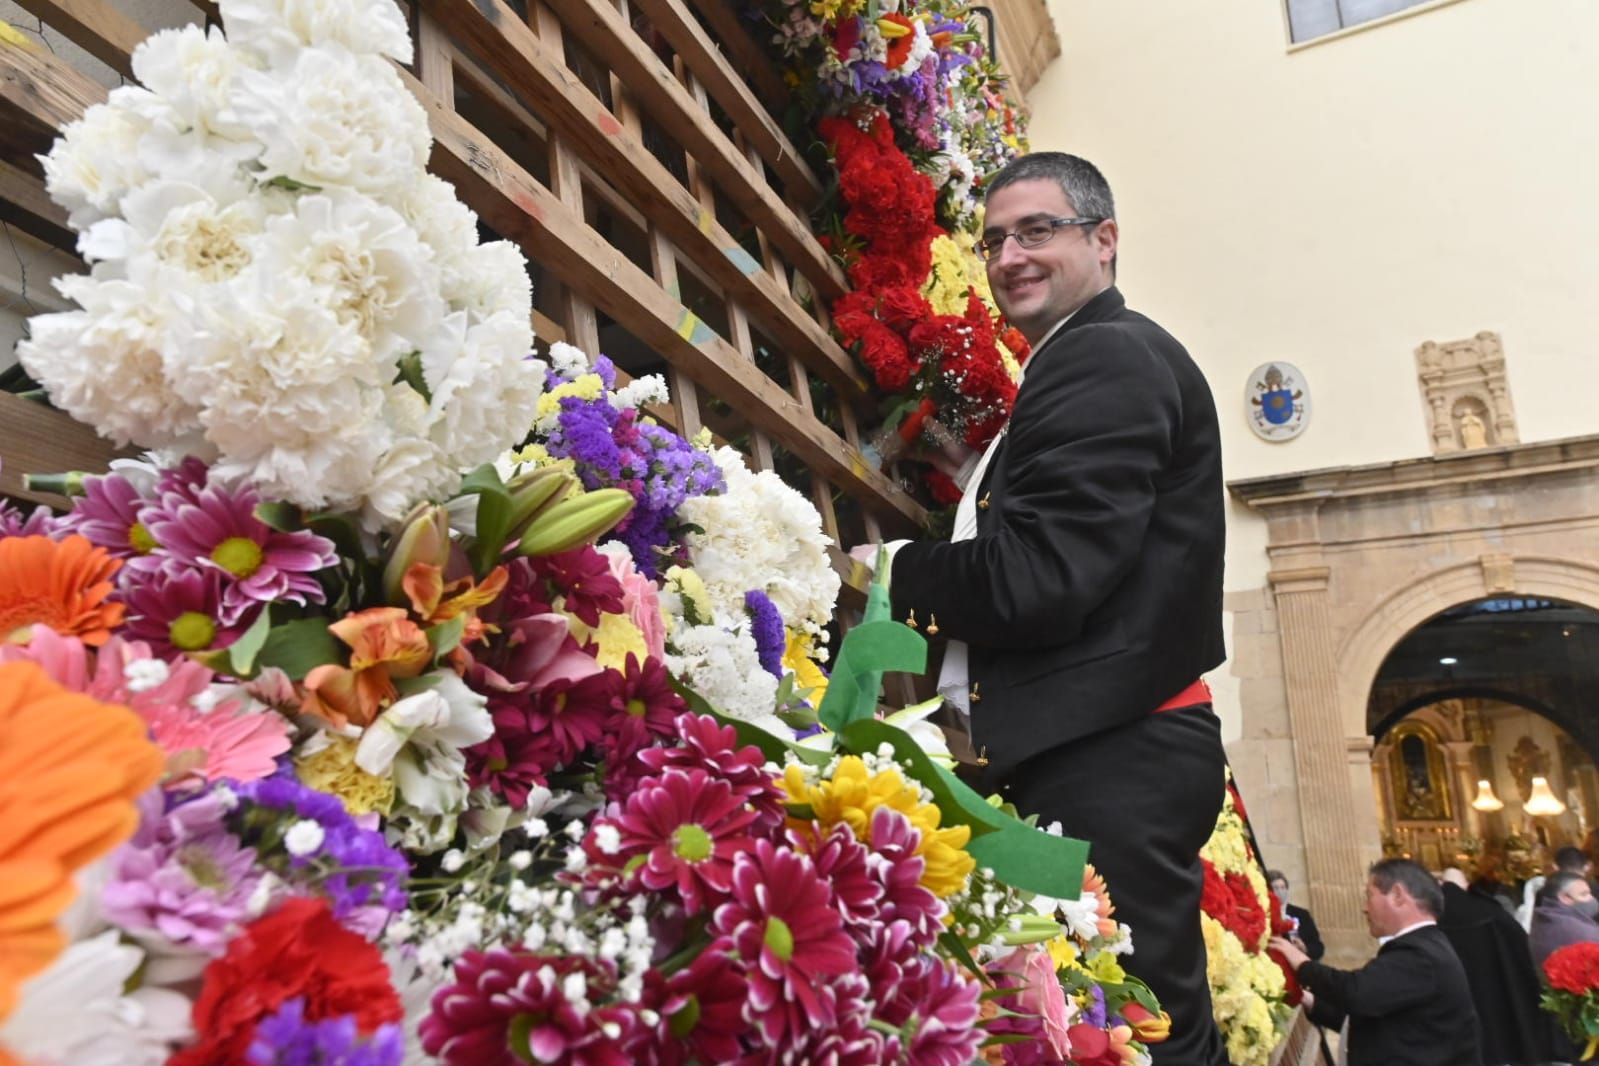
<box><xmin>1545</xmin><ymin>942</ymin><xmax>1599</xmax><ymax>995</ymax></box>
<box><xmin>924</xmin><ymin>469</ymin><xmax>963</xmax><ymax>507</ymax></box>
<box><xmin>1200</xmin><ymin>859</ymin><xmax>1268</xmax><ymax>949</ymax></box>
<box><xmin>170</xmin><ymin>897</ymin><xmax>401</xmax><ymax>1066</ymax></box>
<box><xmin>859</xmin><ymin>321</ymin><xmax>917</xmax><ymax>392</ymax></box>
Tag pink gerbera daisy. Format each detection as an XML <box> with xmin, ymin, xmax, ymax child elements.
<box><xmin>710</xmin><ymin>839</ymin><xmax>859</xmax><ymax>1045</ymax></box>
<box><xmin>146</xmin><ymin>480</ymin><xmax>335</xmax><ymax>625</ymax></box>
<box><xmin>610</xmin><ymin>769</ymin><xmax>758</xmax><ymax>914</ymax></box>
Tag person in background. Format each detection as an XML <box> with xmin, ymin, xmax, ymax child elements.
<box><xmin>1268</xmin><ymin>869</ymin><xmax>1324</xmax><ymax>961</ymax></box>
<box><xmin>1270</xmin><ymin>859</ymin><xmax>1481</xmax><ymax>1066</ymax></box>
<box><xmin>1528</xmin><ymin>870</ymin><xmax>1599</xmax><ymax>971</ymax></box>
<box><xmin>1436</xmin><ymin>868</ymin><xmax>1554</xmax><ymax>1066</ymax></box>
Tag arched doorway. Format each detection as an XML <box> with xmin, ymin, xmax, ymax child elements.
<box><xmin>1367</xmin><ymin>596</ymin><xmax>1599</xmax><ymax>879</ymax></box>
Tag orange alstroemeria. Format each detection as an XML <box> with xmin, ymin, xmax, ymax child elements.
<box><xmin>0</xmin><ymin>660</ymin><xmax>163</xmax><ymax>1020</ymax></box>
<box><xmin>403</xmin><ymin>562</ymin><xmax>507</xmax><ymax>646</ymax></box>
<box><xmin>0</xmin><ymin>535</ymin><xmax>124</xmax><ymax>646</ymax></box>
<box><xmin>301</xmin><ymin>607</ymin><xmax>431</xmax><ymax>730</ymax></box>
<box><xmin>1084</xmin><ymin>863</ymin><xmax>1120</xmax><ymax>939</ymax></box>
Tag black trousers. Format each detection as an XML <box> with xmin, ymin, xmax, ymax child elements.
<box><xmin>999</xmin><ymin>705</ymin><xmax>1228</xmax><ymax>1066</ymax></box>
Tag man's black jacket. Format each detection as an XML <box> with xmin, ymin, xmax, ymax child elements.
<box><xmin>888</xmin><ymin>286</ymin><xmax>1225</xmax><ymax>778</ymax></box>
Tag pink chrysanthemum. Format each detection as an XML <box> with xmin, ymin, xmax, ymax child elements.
<box><xmin>530</xmin><ymin>546</ymin><xmax>624</xmax><ymax>627</ymax></box>
<box><xmin>600</xmin><ymin>654</ymin><xmax>688</xmax><ymax>790</ymax></box>
<box><xmin>763</xmin><ymin>976</ymin><xmax>883</xmax><ymax>1065</ymax></box>
<box><xmin>866</xmin><ymin>806</ymin><xmax>945</xmax><ymax>945</ymax></box>
<box><xmin>420</xmin><ymin>951</ymin><xmax>637</xmax><ymax>1066</ymax></box>
<box><xmin>466</xmin><ymin>698</ymin><xmax>563</xmax><ymax>810</ymax></box>
<box><xmin>710</xmin><ymin>839</ymin><xmax>859</xmax><ymax>1045</ymax></box>
<box><xmin>61</xmin><ymin>472</ymin><xmax>158</xmax><ymax>563</ymax></box>
<box><xmin>791</xmin><ymin>821</ymin><xmax>883</xmax><ymax>929</ymax></box>
<box><xmin>640</xmin><ymin>941</ymin><xmax>749</xmax><ymax>1065</ymax></box>
<box><xmin>638</xmin><ymin>714</ymin><xmax>786</xmax><ymax>832</ymax></box>
<box><xmin>610</xmin><ymin>768</ymin><xmax>758</xmax><ymax>914</ymax></box>
<box><xmin>147</xmin><ymin>480</ymin><xmax>335</xmax><ymax>624</ymax></box>
<box><xmin>881</xmin><ymin>956</ymin><xmax>984</xmax><ymax>1066</ymax></box>
<box><xmin>121</xmin><ymin>567</ymin><xmax>245</xmax><ymax>658</ymax></box>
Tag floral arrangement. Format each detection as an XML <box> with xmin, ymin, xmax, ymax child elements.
<box><xmin>15</xmin><ymin>0</ymin><xmax>542</xmax><ymax>527</ymax></box>
<box><xmin>1</xmin><ymin>7</ymin><xmax>1168</xmax><ymax>1063</ymax></box>
<box><xmin>752</xmin><ymin>0</ymin><xmax>1032</xmax><ymax>504</ymax></box>
<box><xmin>1198</xmin><ymin>776</ymin><xmax>1294</xmax><ymax>1066</ymax></box>
<box><xmin>1542</xmin><ymin>941</ymin><xmax>1599</xmax><ymax>1061</ymax></box>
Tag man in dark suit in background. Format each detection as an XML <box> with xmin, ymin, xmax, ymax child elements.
<box><xmin>1436</xmin><ymin>867</ymin><xmax>1552</xmax><ymax>1065</ymax></box>
<box><xmin>856</xmin><ymin>152</ymin><xmax>1228</xmax><ymax>1064</ymax></box>
<box><xmin>1269</xmin><ymin>869</ymin><xmax>1325</xmax><ymax>961</ymax></box>
<box><xmin>1271</xmin><ymin>858</ymin><xmax>1482</xmax><ymax>1066</ymax></box>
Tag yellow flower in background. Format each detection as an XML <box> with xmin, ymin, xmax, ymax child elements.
<box><xmin>534</xmin><ymin>373</ymin><xmax>606</xmax><ymax>424</ymax></box>
<box><xmin>782</xmin><ymin>628</ymin><xmax>829</xmax><ymax>705</ymax></box>
<box><xmin>297</xmin><ymin>735</ymin><xmax>394</xmax><ymax>816</ymax></box>
<box><xmin>1046</xmin><ymin>933</ymin><xmax>1080</xmax><ymax>972</ymax></box>
<box><xmin>784</xmin><ymin>755</ymin><xmax>974</xmax><ymax>897</ymax></box>
<box><xmin>662</xmin><ymin>566</ymin><xmax>713</xmax><ymax>625</ymax></box>
<box><xmin>1086</xmin><ymin>951</ymin><xmax>1127</xmax><ymax>984</ymax></box>
<box><xmin>566</xmin><ymin>609</ymin><xmax>646</xmax><ymax>672</ymax></box>
<box><xmin>808</xmin><ymin>0</ymin><xmax>861</xmax><ymax>19</ymax></box>
<box><xmin>923</xmin><ymin>235</ymin><xmax>979</xmax><ymax>316</ymax></box>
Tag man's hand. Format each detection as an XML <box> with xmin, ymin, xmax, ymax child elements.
<box><xmin>1268</xmin><ymin>936</ymin><xmax>1309</xmax><ymax>973</ymax></box>
<box><xmin>1299</xmin><ymin>989</ymin><xmax>1315</xmax><ymax>1012</ymax></box>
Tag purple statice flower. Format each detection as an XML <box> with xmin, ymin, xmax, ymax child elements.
<box><xmin>101</xmin><ymin>786</ymin><xmax>264</xmax><ymax>958</ymax></box>
<box><xmin>248</xmin><ymin>998</ymin><xmax>405</xmax><ymax>1066</ymax></box>
<box><xmin>58</xmin><ymin>472</ymin><xmax>157</xmax><ymax>560</ymax></box>
<box><xmin>121</xmin><ymin>567</ymin><xmax>246</xmax><ymax>658</ymax></box>
<box><xmin>1081</xmin><ymin>982</ymin><xmax>1109</xmax><ymax>1030</ymax></box>
<box><xmin>744</xmin><ymin>589</ymin><xmax>786</xmax><ymax>677</ymax></box>
<box><xmin>146</xmin><ymin>480</ymin><xmax>336</xmax><ymax>625</ymax></box>
<box><xmin>235</xmin><ymin>769</ymin><xmax>409</xmax><ymax>919</ymax></box>
<box><xmin>549</xmin><ymin>395</ymin><xmax>625</xmax><ymax>485</ymax></box>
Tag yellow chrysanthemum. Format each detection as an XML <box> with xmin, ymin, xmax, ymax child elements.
<box><xmin>1086</xmin><ymin>951</ymin><xmax>1126</xmax><ymax>984</ymax></box>
<box><xmin>783</xmin><ymin>756</ymin><xmax>974</xmax><ymax>897</ymax></box>
<box><xmin>782</xmin><ymin>629</ymin><xmax>829</xmax><ymax>706</ymax></box>
<box><xmin>297</xmin><ymin>736</ymin><xmax>394</xmax><ymax>816</ymax></box>
<box><xmin>567</xmin><ymin>609</ymin><xmax>647</xmax><ymax>672</ymax></box>
<box><xmin>663</xmin><ymin>566</ymin><xmax>713</xmax><ymax>625</ymax></box>
<box><xmin>1046</xmin><ymin>933</ymin><xmax>1080</xmax><ymax>973</ymax></box>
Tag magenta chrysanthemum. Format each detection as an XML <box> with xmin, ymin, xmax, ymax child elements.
<box><xmin>531</xmin><ymin>546</ymin><xmax>624</xmax><ymax>627</ymax></box>
<box><xmin>638</xmin><ymin>714</ymin><xmax>786</xmax><ymax>832</ymax></box>
<box><xmin>61</xmin><ymin>472</ymin><xmax>158</xmax><ymax>562</ymax></box>
<box><xmin>641</xmin><ymin>942</ymin><xmax>748</xmax><ymax>1066</ymax></box>
<box><xmin>121</xmin><ymin>567</ymin><xmax>244</xmax><ymax>658</ymax></box>
<box><xmin>101</xmin><ymin>786</ymin><xmax>263</xmax><ymax>959</ymax></box>
<box><xmin>599</xmin><ymin>654</ymin><xmax>687</xmax><ymax>789</ymax></box>
<box><xmin>710</xmin><ymin>839</ymin><xmax>859</xmax><ymax>1045</ymax></box>
<box><xmin>792</xmin><ymin>821</ymin><xmax>883</xmax><ymax>929</ymax></box>
<box><xmin>146</xmin><ymin>480</ymin><xmax>336</xmax><ymax>624</ymax></box>
<box><xmin>866</xmin><ymin>806</ymin><xmax>945</xmax><ymax>945</ymax></box>
<box><xmin>609</xmin><ymin>768</ymin><xmax>758</xmax><ymax>914</ymax></box>
<box><xmin>419</xmin><ymin>951</ymin><xmax>637</xmax><ymax>1066</ymax></box>
<box><xmin>883</xmin><ymin>957</ymin><xmax>985</xmax><ymax>1066</ymax></box>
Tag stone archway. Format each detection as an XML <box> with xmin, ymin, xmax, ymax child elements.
<box><xmin>1229</xmin><ymin>434</ymin><xmax>1599</xmax><ymax>962</ymax></box>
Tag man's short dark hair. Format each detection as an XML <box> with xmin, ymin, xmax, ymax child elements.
<box><xmin>1541</xmin><ymin>870</ymin><xmax>1589</xmax><ymax>904</ymax></box>
<box><xmin>985</xmin><ymin>152</ymin><xmax>1117</xmax><ymax>224</ymax></box>
<box><xmin>1555</xmin><ymin>846</ymin><xmax>1589</xmax><ymax>872</ymax></box>
<box><xmin>1267</xmin><ymin>870</ymin><xmax>1288</xmax><ymax>886</ymax></box>
<box><xmin>1369</xmin><ymin>858</ymin><xmax>1444</xmax><ymax>917</ymax></box>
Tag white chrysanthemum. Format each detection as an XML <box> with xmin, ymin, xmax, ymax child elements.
<box><xmin>667</xmin><ymin>619</ymin><xmax>780</xmax><ymax>723</ymax></box>
<box><xmin>251</xmin><ymin>189</ymin><xmax>444</xmax><ymax>360</ymax></box>
<box><xmin>547</xmin><ymin>341</ymin><xmax>592</xmax><ymax>380</ymax></box>
<box><xmin>401</xmin><ymin>174</ymin><xmax>480</xmax><ymax>268</ymax></box>
<box><xmin>131</xmin><ymin>24</ymin><xmax>258</xmax><ymax>140</ymax></box>
<box><xmin>221</xmin><ymin>0</ymin><xmax>414</xmax><ymax>65</ymax></box>
<box><xmin>40</xmin><ymin>89</ymin><xmax>158</xmax><ymax>227</ymax></box>
<box><xmin>78</xmin><ymin>180</ymin><xmax>264</xmax><ymax>286</ymax></box>
<box><xmin>610</xmin><ymin>373</ymin><xmax>669</xmax><ymax>411</ymax></box>
<box><xmin>228</xmin><ymin>46</ymin><xmax>430</xmax><ymax>200</ymax></box>
<box><xmin>0</xmin><ymin>932</ymin><xmax>192</xmax><ymax>1066</ymax></box>
<box><xmin>676</xmin><ymin>446</ymin><xmax>840</xmax><ymax>638</ymax></box>
<box><xmin>18</xmin><ymin>277</ymin><xmax>204</xmax><ymax>448</ymax></box>
<box><xmin>422</xmin><ymin>310</ymin><xmax>545</xmax><ymax>470</ymax></box>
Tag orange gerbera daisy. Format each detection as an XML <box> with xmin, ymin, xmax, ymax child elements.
<box><xmin>0</xmin><ymin>535</ymin><xmax>124</xmax><ymax>646</ymax></box>
<box><xmin>0</xmin><ymin>660</ymin><xmax>163</xmax><ymax>1020</ymax></box>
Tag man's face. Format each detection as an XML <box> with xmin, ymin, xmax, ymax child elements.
<box><xmin>1363</xmin><ymin>877</ymin><xmax>1404</xmax><ymax>939</ymax></box>
<box><xmin>982</xmin><ymin>179</ymin><xmax>1117</xmax><ymax>344</ymax></box>
<box><xmin>1269</xmin><ymin>878</ymin><xmax>1289</xmax><ymax>902</ymax></box>
<box><xmin>1561</xmin><ymin>879</ymin><xmax>1596</xmax><ymax>910</ymax></box>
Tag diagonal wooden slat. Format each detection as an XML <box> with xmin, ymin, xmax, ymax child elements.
<box><xmin>680</xmin><ymin>0</ymin><xmax>787</xmax><ymax>113</ymax></box>
<box><xmin>8</xmin><ymin>0</ymin><xmax>142</xmax><ymax>78</ymax></box>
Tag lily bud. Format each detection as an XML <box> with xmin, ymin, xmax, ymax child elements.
<box><xmin>505</xmin><ymin>465</ymin><xmax>577</xmax><ymax>540</ymax></box>
<box><xmin>383</xmin><ymin>503</ymin><xmax>450</xmax><ymax>605</ymax></box>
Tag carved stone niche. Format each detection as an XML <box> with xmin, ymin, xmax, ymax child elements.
<box><xmin>1415</xmin><ymin>331</ymin><xmax>1520</xmax><ymax>455</ymax></box>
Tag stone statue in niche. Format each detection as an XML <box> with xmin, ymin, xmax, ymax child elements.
<box><xmin>1390</xmin><ymin>725</ymin><xmax>1453</xmax><ymax>822</ymax></box>
<box><xmin>1459</xmin><ymin>409</ymin><xmax>1489</xmax><ymax>449</ymax></box>
<box><xmin>1415</xmin><ymin>331</ymin><xmax>1518</xmax><ymax>456</ymax></box>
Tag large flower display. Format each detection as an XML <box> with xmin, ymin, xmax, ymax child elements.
<box><xmin>1198</xmin><ymin>776</ymin><xmax>1296</xmax><ymax>1065</ymax></box>
<box><xmin>754</xmin><ymin>0</ymin><xmax>1032</xmax><ymax>503</ymax></box>
<box><xmin>0</xmin><ymin>2</ymin><xmax>1166</xmax><ymax>1062</ymax></box>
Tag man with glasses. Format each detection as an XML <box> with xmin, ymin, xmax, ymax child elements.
<box><xmin>854</xmin><ymin>152</ymin><xmax>1228</xmax><ymax>1063</ymax></box>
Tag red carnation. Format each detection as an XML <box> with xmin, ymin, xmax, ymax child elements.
<box><xmin>170</xmin><ymin>897</ymin><xmax>402</xmax><ymax>1066</ymax></box>
<box><xmin>859</xmin><ymin>321</ymin><xmax>917</xmax><ymax>392</ymax></box>
<box><xmin>876</xmin><ymin>286</ymin><xmax>933</xmax><ymax>332</ymax></box>
<box><xmin>1545</xmin><ymin>942</ymin><xmax>1599</xmax><ymax>994</ymax></box>
<box><xmin>924</xmin><ymin>469</ymin><xmax>963</xmax><ymax>507</ymax></box>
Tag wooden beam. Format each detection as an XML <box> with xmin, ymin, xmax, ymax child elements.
<box><xmin>0</xmin><ymin>32</ymin><xmax>107</xmax><ymax>133</ymax></box>
<box><xmin>7</xmin><ymin>0</ymin><xmax>144</xmax><ymax>79</ymax></box>
<box><xmin>427</xmin><ymin>0</ymin><xmax>865</xmax><ymax>407</ymax></box>
<box><xmin>680</xmin><ymin>0</ymin><xmax>787</xmax><ymax>114</ymax></box>
<box><xmin>411</xmin><ymin>75</ymin><xmax>923</xmax><ymax>531</ymax></box>
<box><xmin>426</xmin><ymin>0</ymin><xmax>845</xmax><ymax>303</ymax></box>
<box><xmin>0</xmin><ymin>393</ymin><xmax>131</xmax><ymax>507</ymax></box>
<box><xmin>628</xmin><ymin>0</ymin><xmax>821</xmax><ymax>209</ymax></box>
<box><xmin>0</xmin><ymin>158</ymin><xmax>72</xmax><ymax>249</ymax></box>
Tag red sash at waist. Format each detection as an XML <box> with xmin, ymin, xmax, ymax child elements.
<box><xmin>1154</xmin><ymin>678</ymin><xmax>1212</xmax><ymax>713</ymax></box>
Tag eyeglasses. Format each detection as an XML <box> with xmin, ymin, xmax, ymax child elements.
<box><xmin>976</xmin><ymin>217</ymin><xmax>1104</xmax><ymax>261</ymax></box>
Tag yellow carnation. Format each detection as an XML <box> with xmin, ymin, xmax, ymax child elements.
<box><xmin>782</xmin><ymin>629</ymin><xmax>829</xmax><ymax>705</ymax></box>
<box><xmin>296</xmin><ymin>735</ymin><xmax>394</xmax><ymax>816</ymax></box>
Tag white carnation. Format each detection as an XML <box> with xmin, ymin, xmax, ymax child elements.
<box><xmin>131</xmin><ymin>25</ymin><xmax>258</xmax><ymax>140</ymax></box>
<box><xmin>676</xmin><ymin>446</ymin><xmax>840</xmax><ymax>637</ymax></box>
<box><xmin>78</xmin><ymin>180</ymin><xmax>264</xmax><ymax>285</ymax></box>
<box><xmin>422</xmin><ymin>310</ymin><xmax>545</xmax><ymax>471</ymax></box>
<box><xmin>40</xmin><ymin>90</ymin><xmax>157</xmax><ymax>227</ymax></box>
<box><xmin>401</xmin><ymin>174</ymin><xmax>480</xmax><ymax>268</ymax></box>
<box><xmin>221</xmin><ymin>0</ymin><xmax>414</xmax><ymax>65</ymax></box>
<box><xmin>442</xmin><ymin>239</ymin><xmax>533</xmax><ymax>322</ymax></box>
<box><xmin>17</xmin><ymin>277</ymin><xmax>204</xmax><ymax>448</ymax></box>
<box><xmin>667</xmin><ymin>619</ymin><xmax>780</xmax><ymax>722</ymax></box>
<box><xmin>227</xmin><ymin>46</ymin><xmax>430</xmax><ymax>200</ymax></box>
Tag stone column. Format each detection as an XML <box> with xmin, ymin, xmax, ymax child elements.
<box><xmin>1270</xmin><ymin>565</ymin><xmax>1371</xmax><ymax>964</ymax></box>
